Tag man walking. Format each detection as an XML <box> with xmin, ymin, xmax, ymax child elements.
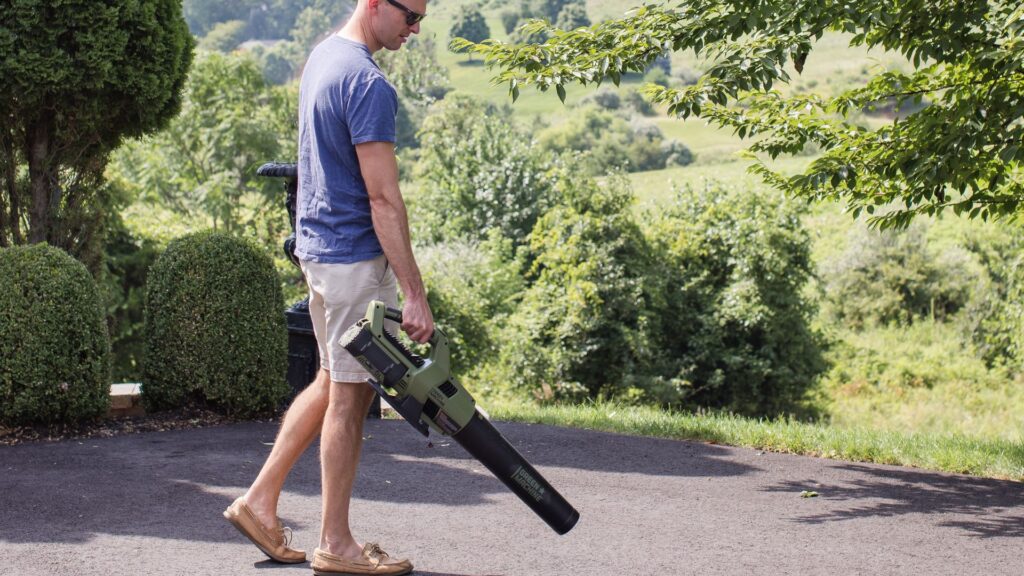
<box><xmin>224</xmin><ymin>1</ymin><xmax>432</xmax><ymax>574</ymax></box>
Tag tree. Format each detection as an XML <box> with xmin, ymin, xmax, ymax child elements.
<box><xmin>0</xmin><ymin>0</ymin><xmax>194</xmax><ymax>268</ymax></box>
<box><xmin>454</xmin><ymin>1</ymin><xmax>1024</xmax><ymax>229</ymax></box>
<box><xmin>107</xmin><ymin>51</ymin><xmax>294</xmax><ymax>235</ymax></box>
<box><xmin>198</xmin><ymin>19</ymin><xmax>249</xmax><ymax>52</ymax></box>
<box><xmin>525</xmin><ymin>0</ymin><xmax>578</xmax><ymax>23</ymax></box>
<box><xmin>290</xmin><ymin>0</ymin><xmax>356</xmax><ymax>50</ymax></box>
<box><xmin>184</xmin><ymin>0</ymin><xmax>255</xmax><ymax>36</ymax></box>
<box><xmin>414</xmin><ymin>95</ymin><xmax>555</xmax><ymax>246</ymax></box>
<box><xmin>450</xmin><ymin>4</ymin><xmax>491</xmax><ymax>61</ymax></box>
<box><xmin>555</xmin><ymin>2</ymin><xmax>591</xmax><ymax>31</ymax></box>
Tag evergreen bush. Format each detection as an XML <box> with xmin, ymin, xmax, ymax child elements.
<box><xmin>143</xmin><ymin>231</ymin><xmax>288</xmax><ymax>416</ymax></box>
<box><xmin>0</xmin><ymin>244</ymin><xmax>111</xmax><ymax>425</ymax></box>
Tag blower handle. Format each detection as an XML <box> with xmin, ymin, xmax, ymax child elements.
<box><xmin>383</xmin><ymin>306</ymin><xmax>403</xmax><ymax>323</ymax></box>
<box><xmin>381</xmin><ymin>305</ymin><xmax>440</xmax><ymax>347</ymax></box>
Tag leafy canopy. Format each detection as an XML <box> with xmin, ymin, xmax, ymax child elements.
<box><xmin>108</xmin><ymin>51</ymin><xmax>294</xmax><ymax>234</ymax></box>
<box><xmin>0</xmin><ymin>0</ymin><xmax>193</xmax><ymax>263</ymax></box>
<box><xmin>453</xmin><ymin>1</ymin><xmax>1024</xmax><ymax>229</ymax></box>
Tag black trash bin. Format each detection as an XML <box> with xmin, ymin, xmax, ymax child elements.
<box><xmin>284</xmin><ymin>298</ymin><xmax>318</xmax><ymax>400</ymax></box>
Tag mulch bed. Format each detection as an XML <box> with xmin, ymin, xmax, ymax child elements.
<box><xmin>0</xmin><ymin>407</ymin><xmax>282</xmax><ymax>446</ymax></box>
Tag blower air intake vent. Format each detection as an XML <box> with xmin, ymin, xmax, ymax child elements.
<box><xmin>382</xmin><ymin>329</ymin><xmax>425</xmax><ymax>367</ymax></box>
<box><xmin>439</xmin><ymin>381</ymin><xmax>458</xmax><ymax>398</ymax></box>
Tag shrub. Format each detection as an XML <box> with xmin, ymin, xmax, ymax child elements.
<box><xmin>415</xmin><ymin>95</ymin><xmax>556</xmax><ymax>246</ymax></box>
<box><xmin>143</xmin><ymin>231</ymin><xmax>288</xmax><ymax>416</ymax></box>
<box><xmin>484</xmin><ymin>177</ymin><xmax>825</xmax><ymax>416</ymax></box>
<box><xmin>198</xmin><ymin>20</ymin><xmax>249</xmax><ymax>52</ymax></box>
<box><xmin>537</xmin><ymin>105</ymin><xmax>676</xmax><ymax>174</ymax></box>
<box><xmin>673</xmin><ymin>66</ymin><xmax>701</xmax><ymax>86</ymax></box>
<box><xmin>491</xmin><ymin>173</ymin><xmax>664</xmax><ymax>402</ymax></box>
<box><xmin>578</xmin><ymin>87</ymin><xmax>621</xmax><ymax>111</ymax></box>
<box><xmin>821</xmin><ymin>321</ymin><xmax>1020</xmax><ymax>439</ymax></box>
<box><xmin>103</xmin><ymin>224</ymin><xmax>162</xmax><ymax>382</ymax></box>
<box><xmin>624</xmin><ymin>89</ymin><xmax>656</xmax><ymax>116</ymax></box>
<box><xmin>973</xmin><ymin>242</ymin><xmax>1024</xmax><ymax>369</ymax></box>
<box><xmin>0</xmin><ymin>244</ymin><xmax>110</xmax><ymax>425</ymax></box>
<box><xmin>822</xmin><ymin>223</ymin><xmax>978</xmax><ymax>329</ymax></box>
<box><xmin>418</xmin><ymin>231</ymin><xmax>526</xmax><ymax>376</ymax></box>
<box><xmin>643</xmin><ymin>67</ymin><xmax>671</xmax><ymax>88</ymax></box>
<box><xmin>646</xmin><ymin>183</ymin><xmax>827</xmax><ymax>416</ymax></box>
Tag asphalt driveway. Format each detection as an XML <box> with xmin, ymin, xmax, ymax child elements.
<box><xmin>1</xmin><ymin>419</ymin><xmax>1021</xmax><ymax>575</ymax></box>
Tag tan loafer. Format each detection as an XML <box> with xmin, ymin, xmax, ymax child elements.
<box><xmin>223</xmin><ymin>497</ymin><xmax>306</xmax><ymax>564</ymax></box>
<box><xmin>311</xmin><ymin>543</ymin><xmax>413</xmax><ymax>576</ymax></box>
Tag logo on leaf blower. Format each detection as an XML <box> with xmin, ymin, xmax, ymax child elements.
<box><xmin>511</xmin><ymin>466</ymin><xmax>546</xmax><ymax>502</ymax></box>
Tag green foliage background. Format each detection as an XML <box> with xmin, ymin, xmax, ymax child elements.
<box><xmin>3</xmin><ymin>0</ymin><xmax>1016</xmax><ymax>438</ymax></box>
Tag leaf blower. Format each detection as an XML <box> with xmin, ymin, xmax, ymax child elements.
<box><xmin>340</xmin><ymin>301</ymin><xmax>580</xmax><ymax>535</ymax></box>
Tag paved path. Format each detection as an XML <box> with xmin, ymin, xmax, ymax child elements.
<box><xmin>0</xmin><ymin>419</ymin><xmax>1021</xmax><ymax>575</ymax></box>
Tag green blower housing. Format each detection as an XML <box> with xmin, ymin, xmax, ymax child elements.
<box><xmin>340</xmin><ymin>301</ymin><xmax>580</xmax><ymax>535</ymax></box>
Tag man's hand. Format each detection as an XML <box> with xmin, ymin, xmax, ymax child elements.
<box><xmin>401</xmin><ymin>293</ymin><xmax>434</xmax><ymax>344</ymax></box>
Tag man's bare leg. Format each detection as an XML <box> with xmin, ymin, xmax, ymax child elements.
<box><xmin>243</xmin><ymin>368</ymin><xmax>331</xmax><ymax>527</ymax></box>
<box><xmin>318</xmin><ymin>379</ymin><xmax>377</xmax><ymax>557</ymax></box>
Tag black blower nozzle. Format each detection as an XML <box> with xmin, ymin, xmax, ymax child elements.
<box><xmin>455</xmin><ymin>411</ymin><xmax>580</xmax><ymax>535</ymax></box>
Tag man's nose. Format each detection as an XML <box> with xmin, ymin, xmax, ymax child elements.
<box><xmin>410</xmin><ymin>21</ymin><xmax>421</xmax><ymax>34</ymax></box>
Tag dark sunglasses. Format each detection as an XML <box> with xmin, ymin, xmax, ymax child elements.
<box><xmin>385</xmin><ymin>0</ymin><xmax>425</xmax><ymax>25</ymax></box>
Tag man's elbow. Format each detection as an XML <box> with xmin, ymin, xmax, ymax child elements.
<box><xmin>368</xmin><ymin>185</ymin><xmax>403</xmax><ymax>213</ymax></box>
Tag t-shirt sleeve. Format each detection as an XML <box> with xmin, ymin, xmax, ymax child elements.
<box><xmin>347</xmin><ymin>77</ymin><xmax>398</xmax><ymax>145</ymax></box>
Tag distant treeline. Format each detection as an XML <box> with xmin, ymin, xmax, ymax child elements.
<box><xmin>184</xmin><ymin>0</ymin><xmax>352</xmax><ymax>40</ymax></box>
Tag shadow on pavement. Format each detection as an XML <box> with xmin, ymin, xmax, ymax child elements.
<box><xmin>762</xmin><ymin>463</ymin><xmax>1024</xmax><ymax>538</ymax></box>
<box><xmin>0</xmin><ymin>419</ymin><xmax>756</xmax><ymax>546</ymax></box>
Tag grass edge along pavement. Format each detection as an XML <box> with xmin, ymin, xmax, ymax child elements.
<box><xmin>480</xmin><ymin>400</ymin><xmax>1024</xmax><ymax>482</ymax></box>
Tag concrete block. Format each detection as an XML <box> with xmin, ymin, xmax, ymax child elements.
<box><xmin>108</xmin><ymin>383</ymin><xmax>144</xmax><ymax>417</ymax></box>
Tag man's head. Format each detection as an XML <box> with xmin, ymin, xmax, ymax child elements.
<box><xmin>361</xmin><ymin>0</ymin><xmax>427</xmax><ymax>52</ymax></box>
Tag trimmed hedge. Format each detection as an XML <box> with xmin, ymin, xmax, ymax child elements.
<box><xmin>0</xmin><ymin>244</ymin><xmax>111</xmax><ymax>425</ymax></box>
<box><xmin>143</xmin><ymin>231</ymin><xmax>288</xmax><ymax>416</ymax></box>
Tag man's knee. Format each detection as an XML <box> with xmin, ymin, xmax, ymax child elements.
<box><xmin>327</xmin><ymin>381</ymin><xmax>374</xmax><ymax>414</ymax></box>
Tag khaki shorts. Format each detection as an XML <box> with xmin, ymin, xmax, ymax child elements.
<box><xmin>300</xmin><ymin>255</ymin><xmax>399</xmax><ymax>383</ymax></box>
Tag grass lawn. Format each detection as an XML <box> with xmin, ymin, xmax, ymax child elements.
<box><xmin>626</xmin><ymin>155</ymin><xmax>814</xmax><ymax>209</ymax></box>
<box><xmin>479</xmin><ymin>399</ymin><xmax>1024</xmax><ymax>481</ymax></box>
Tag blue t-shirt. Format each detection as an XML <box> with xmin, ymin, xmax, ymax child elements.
<box><xmin>295</xmin><ymin>35</ymin><xmax>398</xmax><ymax>263</ymax></box>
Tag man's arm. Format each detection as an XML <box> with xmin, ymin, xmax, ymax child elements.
<box><xmin>355</xmin><ymin>141</ymin><xmax>434</xmax><ymax>343</ymax></box>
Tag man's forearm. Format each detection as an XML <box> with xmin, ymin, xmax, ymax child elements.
<box><xmin>356</xmin><ymin>140</ymin><xmax>433</xmax><ymax>341</ymax></box>
<box><xmin>369</xmin><ymin>187</ymin><xmax>425</xmax><ymax>300</ymax></box>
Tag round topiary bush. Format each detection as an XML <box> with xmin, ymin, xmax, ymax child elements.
<box><xmin>143</xmin><ymin>231</ymin><xmax>288</xmax><ymax>416</ymax></box>
<box><xmin>0</xmin><ymin>244</ymin><xmax>111</xmax><ymax>425</ymax></box>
